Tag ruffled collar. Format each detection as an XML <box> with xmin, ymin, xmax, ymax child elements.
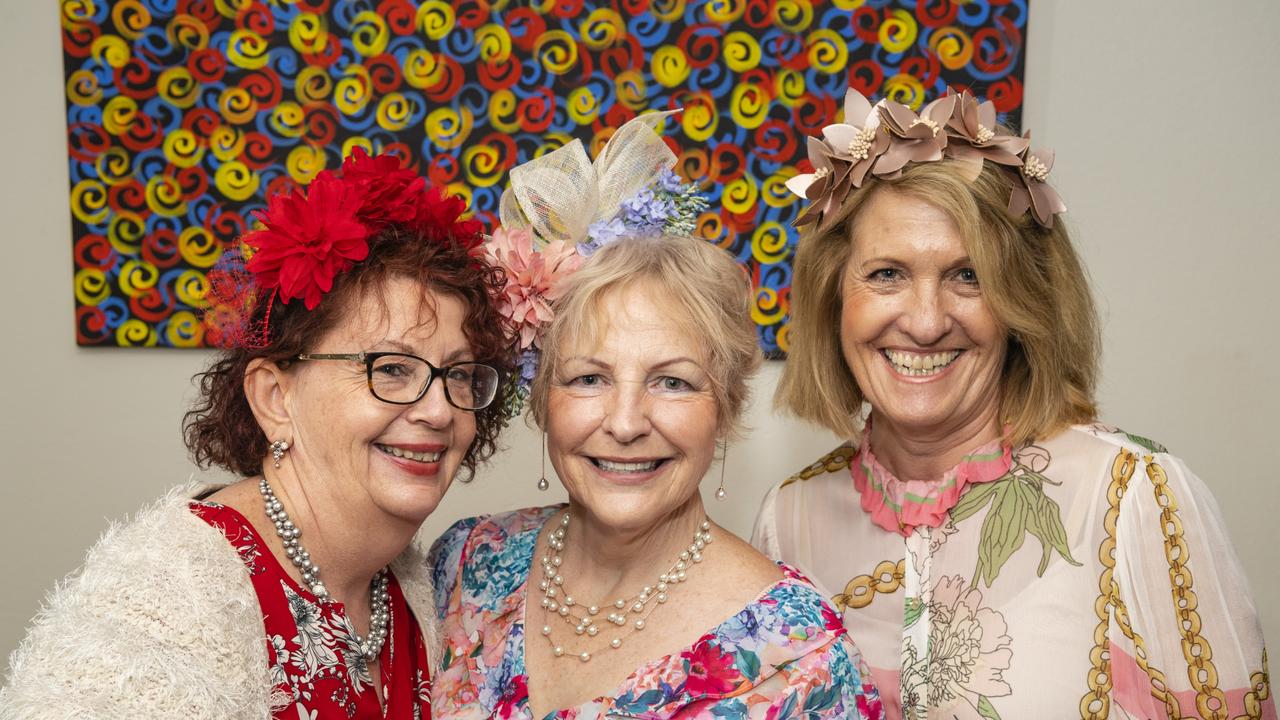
<box><xmin>850</xmin><ymin>422</ymin><xmax>1012</xmax><ymax>537</ymax></box>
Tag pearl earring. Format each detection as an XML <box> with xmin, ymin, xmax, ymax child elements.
<box><xmin>715</xmin><ymin>442</ymin><xmax>727</xmax><ymax>500</ymax></box>
<box><xmin>270</xmin><ymin>440</ymin><xmax>290</xmax><ymax>469</ymax></box>
<box><xmin>537</xmin><ymin>431</ymin><xmax>550</xmax><ymax>491</ymax></box>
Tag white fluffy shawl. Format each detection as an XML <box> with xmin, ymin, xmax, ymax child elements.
<box><xmin>0</xmin><ymin>484</ymin><xmax>438</xmax><ymax>719</ymax></box>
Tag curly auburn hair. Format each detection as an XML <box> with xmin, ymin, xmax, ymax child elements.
<box><xmin>183</xmin><ymin>227</ymin><xmax>516</xmax><ymax>480</ymax></box>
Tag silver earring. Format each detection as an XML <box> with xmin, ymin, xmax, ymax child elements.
<box><xmin>537</xmin><ymin>431</ymin><xmax>549</xmax><ymax>491</ymax></box>
<box><xmin>271</xmin><ymin>440</ymin><xmax>290</xmax><ymax>469</ymax></box>
<box><xmin>715</xmin><ymin>442</ymin><xmax>727</xmax><ymax>500</ymax></box>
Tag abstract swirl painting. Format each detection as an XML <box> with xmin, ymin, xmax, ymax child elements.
<box><xmin>61</xmin><ymin>0</ymin><xmax>1027</xmax><ymax>352</ymax></box>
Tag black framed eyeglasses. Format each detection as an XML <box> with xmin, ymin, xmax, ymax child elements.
<box><xmin>295</xmin><ymin>352</ymin><xmax>500</xmax><ymax>411</ymax></box>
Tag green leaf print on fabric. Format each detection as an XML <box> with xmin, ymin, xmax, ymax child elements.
<box><xmin>956</xmin><ymin>444</ymin><xmax>1081</xmax><ymax>587</ymax></box>
<box><xmin>977</xmin><ymin>695</ymin><xmax>1003</xmax><ymax>719</ymax></box>
<box><xmin>1124</xmin><ymin>432</ymin><xmax>1168</xmax><ymax>454</ymax></box>
<box><xmin>904</xmin><ymin>596</ymin><xmax>924</xmax><ymax>628</ymax></box>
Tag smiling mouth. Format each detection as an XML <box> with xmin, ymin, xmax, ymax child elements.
<box><xmin>883</xmin><ymin>349</ymin><xmax>962</xmax><ymax>377</ymax></box>
<box><xmin>590</xmin><ymin>458</ymin><xmax>666</xmax><ymax>474</ymax></box>
<box><xmin>376</xmin><ymin>444</ymin><xmax>443</xmax><ymax>463</ymax></box>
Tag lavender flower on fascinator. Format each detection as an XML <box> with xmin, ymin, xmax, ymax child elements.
<box><xmin>1008</xmin><ymin>142</ymin><xmax>1067</xmax><ymax>228</ymax></box>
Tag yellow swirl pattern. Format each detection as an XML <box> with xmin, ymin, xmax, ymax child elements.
<box><xmin>723</xmin><ymin>32</ymin><xmax>761</xmax><ymax>72</ymax></box>
<box><xmin>270</xmin><ymin>101</ymin><xmax>307</xmax><ymax>138</ymax></box>
<box><xmin>227</xmin><ymin>29</ymin><xmax>270</xmax><ymax>70</ymax></box>
<box><xmin>762</xmin><ymin>171</ymin><xmax>797</xmax><ymax>209</ymax></box>
<box><xmin>751</xmin><ymin>221</ymin><xmax>790</xmax><ymax>265</ymax></box>
<box><xmin>567</xmin><ymin>87</ymin><xmax>600</xmax><ymax>125</ymax></box>
<box><xmin>535</xmin><ymin>30</ymin><xmax>578</xmax><ymax>75</ymax></box>
<box><xmin>681</xmin><ymin>100</ymin><xmax>718</xmax><ymax>143</ymax></box>
<box><xmin>879</xmin><ymin>9</ymin><xmax>918</xmax><ymax>54</ymax></box>
<box><xmin>167</xmin><ymin>14</ymin><xmax>209</xmax><ymax>50</ymax></box>
<box><xmin>807</xmin><ymin>29</ymin><xmax>849</xmax><ymax>74</ymax></box>
<box><xmin>335</xmin><ymin>65</ymin><xmax>372</xmax><ymax>116</ymax></box>
<box><xmin>651</xmin><ymin>45</ymin><xmax>690</xmax><ymax>88</ymax></box>
<box><xmin>214</xmin><ymin>161</ymin><xmax>260</xmax><ymax>202</ymax></box>
<box><xmin>179</xmin><ymin>227</ymin><xmax>223</xmax><ymax>268</ymax></box>
<box><xmin>461</xmin><ymin>145</ymin><xmax>503</xmax><ymax>188</ymax></box>
<box><xmin>116</xmin><ymin>318</ymin><xmax>157</xmax><ymax>347</ymax></box>
<box><xmin>730</xmin><ymin>83</ymin><xmax>769</xmax><ymax>129</ymax></box>
<box><xmin>163</xmin><ymin>129</ymin><xmax>204</xmax><ymax>168</ymax></box>
<box><xmin>173</xmin><ymin>269</ymin><xmax>210</xmax><ymax>306</ymax></box>
<box><xmin>62</xmin><ymin>0</ymin><xmax>96</xmax><ymax>26</ymax></box>
<box><xmin>615</xmin><ymin>71</ymin><xmax>648</xmax><ymax>111</ymax></box>
<box><xmin>705</xmin><ymin>0</ymin><xmax>745</xmax><ymax>23</ymax></box>
<box><xmin>350</xmin><ymin>11</ymin><xmax>389</xmax><ymax>57</ymax></box>
<box><xmin>74</xmin><ymin>268</ymin><xmax>111</xmax><ymax>306</ymax></box>
<box><xmin>145</xmin><ymin>175</ymin><xmax>187</xmax><ymax>217</ymax></box>
<box><xmin>118</xmin><ymin>259</ymin><xmax>160</xmax><ymax>297</ymax></box>
<box><xmin>95</xmin><ymin>147</ymin><xmax>133</xmax><ymax>186</ymax></box>
<box><xmin>165</xmin><ymin>311</ymin><xmax>203</xmax><ymax>347</ymax></box>
<box><xmin>775</xmin><ymin>68</ymin><xmax>805</xmax><ymax>107</ymax></box>
<box><xmin>218</xmin><ymin>86</ymin><xmax>257</xmax><ymax>124</ymax></box>
<box><xmin>487</xmin><ymin>89</ymin><xmax>520</xmax><ymax>134</ymax></box>
<box><xmin>930</xmin><ymin>27</ymin><xmax>974</xmax><ymax>70</ymax></box>
<box><xmin>108</xmin><ymin>211</ymin><xmax>146</xmax><ymax>255</ymax></box>
<box><xmin>403</xmin><ymin>48</ymin><xmax>444</xmax><ymax>90</ymax></box>
<box><xmin>286</xmin><ymin>145</ymin><xmax>327</xmax><ymax>185</ymax></box>
<box><xmin>66</xmin><ymin>70</ymin><xmax>102</xmax><ymax>106</ymax></box>
<box><xmin>377</xmin><ymin>93</ymin><xmax>415</xmax><ymax>131</ymax></box>
<box><xmin>883</xmin><ymin>73</ymin><xmax>925</xmax><ymax>110</ymax></box>
<box><xmin>102</xmin><ymin>95</ymin><xmax>138</xmax><ymax>136</ymax></box>
<box><xmin>476</xmin><ymin>24</ymin><xmax>512</xmax><ymax>63</ymax></box>
<box><xmin>295</xmin><ymin>65</ymin><xmax>333</xmax><ymax>103</ymax></box>
<box><xmin>288</xmin><ymin>13</ymin><xmax>329</xmax><ymax>56</ymax></box>
<box><xmin>416</xmin><ymin>1</ymin><xmax>455</xmax><ymax>41</ymax></box>
<box><xmin>650</xmin><ymin>0</ymin><xmax>685</xmax><ymax>22</ymax></box>
<box><xmin>425</xmin><ymin>106</ymin><xmax>473</xmax><ymax>150</ymax></box>
<box><xmin>722</xmin><ymin>175</ymin><xmax>759</xmax><ymax>215</ymax></box>
<box><xmin>772</xmin><ymin>0</ymin><xmax>813</xmax><ymax>33</ymax></box>
<box><xmin>70</xmin><ymin>179</ymin><xmax>110</xmax><ymax>225</ymax></box>
<box><xmin>580</xmin><ymin>9</ymin><xmax>624</xmax><ymax>51</ymax></box>
<box><xmin>157</xmin><ymin>67</ymin><xmax>199</xmax><ymax>109</ymax></box>
<box><xmin>91</xmin><ymin>35</ymin><xmax>131</xmax><ymax>68</ymax></box>
<box><xmin>209</xmin><ymin>125</ymin><xmax>244</xmax><ymax>161</ymax></box>
<box><xmin>111</xmin><ymin>0</ymin><xmax>150</xmax><ymax>41</ymax></box>
<box><xmin>752</xmin><ymin>287</ymin><xmax>787</xmax><ymax>326</ymax></box>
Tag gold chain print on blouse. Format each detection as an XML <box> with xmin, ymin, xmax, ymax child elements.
<box><xmin>780</xmin><ymin>445</ymin><xmax>857</xmax><ymax>490</ymax></box>
<box><xmin>1080</xmin><ymin>448</ymin><xmax>1181</xmax><ymax>718</ymax></box>
<box><xmin>1146</xmin><ymin>457</ymin><xmax>1230</xmax><ymax>718</ymax></box>
<box><xmin>834</xmin><ymin>560</ymin><xmax>905</xmax><ymax>612</ymax></box>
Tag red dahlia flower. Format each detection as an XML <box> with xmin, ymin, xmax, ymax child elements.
<box><xmin>244</xmin><ymin>171</ymin><xmax>370</xmax><ymax>310</ymax></box>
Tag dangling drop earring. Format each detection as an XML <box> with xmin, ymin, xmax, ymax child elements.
<box><xmin>715</xmin><ymin>441</ymin><xmax>728</xmax><ymax>500</ymax></box>
<box><xmin>270</xmin><ymin>440</ymin><xmax>290</xmax><ymax>469</ymax></box>
<box><xmin>537</xmin><ymin>431</ymin><xmax>550</xmax><ymax>491</ymax></box>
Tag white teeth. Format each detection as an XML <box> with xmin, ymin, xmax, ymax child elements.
<box><xmin>596</xmin><ymin>459</ymin><xmax>660</xmax><ymax>473</ymax></box>
<box><xmin>379</xmin><ymin>445</ymin><xmax>442</xmax><ymax>462</ymax></box>
<box><xmin>884</xmin><ymin>350</ymin><xmax>961</xmax><ymax>376</ymax></box>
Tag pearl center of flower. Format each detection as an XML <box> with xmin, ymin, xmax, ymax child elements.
<box><xmin>975</xmin><ymin>125</ymin><xmax>995</xmax><ymax>144</ymax></box>
<box><xmin>1022</xmin><ymin>156</ymin><xmax>1049</xmax><ymax>181</ymax></box>
<box><xmin>910</xmin><ymin>117</ymin><xmax>941</xmax><ymax>136</ymax></box>
<box><xmin>846</xmin><ymin>126</ymin><xmax>878</xmax><ymax>161</ymax></box>
<box><xmin>812</xmin><ymin>167</ymin><xmax>831</xmax><ymax>179</ymax></box>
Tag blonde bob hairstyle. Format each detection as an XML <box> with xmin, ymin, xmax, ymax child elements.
<box><xmin>777</xmin><ymin>160</ymin><xmax>1100</xmax><ymax>447</ymax></box>
<box><xmin>528</xmin><ymin>234</ymin><xmax>763</xmax><ymax>438</ymax></box>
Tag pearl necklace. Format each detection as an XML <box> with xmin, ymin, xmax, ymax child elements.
<box><xmin>536</xmin><ymin>513</ymin><xmax>713</xmax><ymax>663</ymax></box>
<box><xmin>259</xmin><ymin>478</ymin><xmax>390</xmax><ymax>662</ymax></box>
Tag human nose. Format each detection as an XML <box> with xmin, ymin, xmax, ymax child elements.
<box><xmin>405</xmin><ymin>372</ymin><xmax>454</xmax><ymax>428</ymax></box>
<box><xmin>600</xmin><ymin>382</ymin><xmax>652</xmax><ymax>443</ymax></box>
<box><xmin>901</xmin><ymin>281</ymin><xmax>951</xmax><ymax>344</ymax></box>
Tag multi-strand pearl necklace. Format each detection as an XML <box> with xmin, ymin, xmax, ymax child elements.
<box><xmin>536</xmin><ymin>513</ymin><xmax>713</xmax><ymax>663</ymax></box>
<box><xmin>259</xmin><ymin>478</ymin><xmax>390</xmax><ymax>662</ymax></box>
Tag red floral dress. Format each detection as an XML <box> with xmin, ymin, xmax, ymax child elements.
<box><xmin>191</xmin><ymin>501</ymin><xmax>432</xmax><ymax>719</ymax></box>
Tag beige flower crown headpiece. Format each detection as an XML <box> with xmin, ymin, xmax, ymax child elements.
<box><xmin>786</xmin><ymin>87</ymin><xmax>1066</xmax><ymax>231</ymax></box>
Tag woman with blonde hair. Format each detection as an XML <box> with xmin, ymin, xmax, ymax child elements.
<box><xmin>752</xmin><ymin>89</ymin><xmax>1273</xmax><ymax>719</ymax></box>
<box><xmin>428</xmin><ymin>114</ymin><xmax>882</xmax><ymax>718</ymax></box>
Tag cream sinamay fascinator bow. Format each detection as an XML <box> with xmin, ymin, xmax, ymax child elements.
<box><xmin>787</xmin><ymin>87</ymin><xmax>1066</xmax><ymax>232</ymax></box>
<box><xmin>484</xmin><ymin>110</ymin><xmax>708</xmax><ymax>415</ymax></box>
<box><xmin>498</xmin><ymin>109</ymin><xmax>684</xmax><ymax>252</ymax></box>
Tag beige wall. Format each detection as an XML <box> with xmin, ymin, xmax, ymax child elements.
<box><xmin>2</xmin><ymin>0</ymin><xmax>1276</xmax><ymax>670</ymax></box>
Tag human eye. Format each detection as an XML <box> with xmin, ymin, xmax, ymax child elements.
<box><xmin>867</xmin><ymin>267</ymin><xmax>901</xmax><ymax>283</ymax></box>
<box><xmin>445</xmin><ymin>365</ymin><xmax>474</xmax><ymax>383</ymax></box>
<box><xmin>372</xmin><ymin>359</ymin><xmax>414</xmax><ymax>378</ymax></box>
<box><xmin>654</xmin><ymin>376</ymin><xmax>693</xmax><ymax>392</ymax></box>
<box><xmin>567</xmin><ymin>373</ymin><xmax>603</xmax><ymax>388</ymax></box>
<box><xmin>955</xmin><ymin>267</ymin><xmax>980</xmax><ymax>285</ymax></box>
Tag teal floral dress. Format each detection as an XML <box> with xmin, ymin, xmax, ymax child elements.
<box><xmin>428</xmin><ymin>506</ymin><xmax>882</xmax><ymax>719</ymax></box>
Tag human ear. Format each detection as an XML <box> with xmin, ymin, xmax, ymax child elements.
<box><xmin>244</xmin><ymin>358</ymin><xmax>294</xmax><ymax>443</ymax></box>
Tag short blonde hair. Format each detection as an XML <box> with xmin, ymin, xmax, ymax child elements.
<box><xmin>529</xmin><ymin>235</ymin><xmax>763</xmax><ymax>437</ymax></box>
<box><xmin>777</xmin><ymin>160</ymin><xmax>1100</xmax><ymax>446</ymax></box>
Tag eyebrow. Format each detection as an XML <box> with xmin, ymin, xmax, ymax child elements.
<box><xmin>374</xmin><ymin>341</ymin><xmax>474</xmax><ymax>364</ymax></box>
<box><xmin>560</xmin><ymin>355</ymin><xmax>705</xmax><ymax>371</ymax></box>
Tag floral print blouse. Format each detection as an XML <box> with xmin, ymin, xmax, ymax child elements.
<box><xmin>753</xmin><ymin>424</ymin><xmax>1274</xmax><ymax>720</ymax></box>
<box><xmin>427</xmin><ymin>505</ymin><xmax>882</xmax><ymax>719</ymax></box>
<box><xmin>191</xmin><ymin>501</ymin><xmax>433</xmax><ymax>719</ymax></box>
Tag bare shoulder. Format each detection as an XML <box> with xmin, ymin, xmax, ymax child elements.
<box><xmin>699</xmin><ymin>526</ymin><xmax>784</xmax><ymax>605</ymax></box>
<box><xmin>200</xmin><ymin>478</ymin><xmax>264</xmax><ymax>520</ymax></box>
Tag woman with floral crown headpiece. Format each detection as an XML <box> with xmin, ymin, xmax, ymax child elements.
<box><xmin>752</xmin><ymin>88</ymin><xmax>1274</xmax><ymax>719</ymax></box>
<box><xmin>1</xmin><ymin>150</ymin><xmax>516</xmax><ymax>719</ymax></box>
<box><xmin>427</xmin><ymin>112</ymin><xmax>882</xmax><ymax>719</ymax></box>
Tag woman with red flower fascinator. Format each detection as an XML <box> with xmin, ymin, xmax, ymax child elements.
<box><xmin>0</xmin><ymin>150</ymin><xmax>516</xmax><ymax>719</ymax></box>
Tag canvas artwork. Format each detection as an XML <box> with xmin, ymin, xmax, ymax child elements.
<box><xmin>61</xmin><ymin>0</ymin><xmax>1027</xmax><ymax>352</ymax></box>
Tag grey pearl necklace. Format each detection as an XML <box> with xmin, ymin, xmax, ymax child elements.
<box><xmin>259</xmin><ymin>478</ymin><xmax>390</xmax><ymax>662</ymax></box>
<box><xmin>537</xmin><ymin>512</ymin><xmax>713</xmax><ymax>663</ymax></box>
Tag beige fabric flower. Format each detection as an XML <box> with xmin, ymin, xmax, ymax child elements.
<box><xmin>873</xmin><ymin>94</ymin><xmax>956</xmax><ymax>178</ymax></box>
<box><xmin>1008</xmin><ymin>142</ymin><xmax>1067</xmax><ymax>228</ymax></box>
<box><xmin>944</xmin><ymin>90</ymin><xmax>1029</xmax><ymax>181</ymax></box>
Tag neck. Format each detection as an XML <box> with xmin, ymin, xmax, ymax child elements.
<box><xmin>266</xmin><ymin>469</ymin><xmax>418</xmax><ymax>605</ymax></box>
<box><xmin>557</xmin><ymin>496</ymin><xmax>707</xmax><ymax>604</ymax></box>
<box><xmin>868</xmin><ymin>403</ymin><xmax>1003</xmax><ymax>485</ymax></box>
